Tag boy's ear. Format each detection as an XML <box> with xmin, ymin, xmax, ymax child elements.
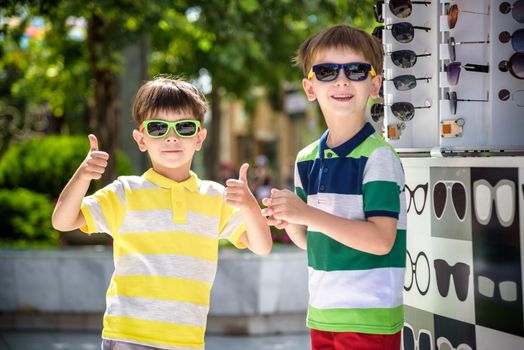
<box><xmin>369</xmin><ymin>74</ymin><xmax>383</xmax><ymax>100</ymax></box>
<box><xmin>132</xmin><ymin>129</ymin><xmax>148</xmax><ymax>152</ymax></box>
<box><xmin>195</xmin><ymin>128</ymin><xmax>207</xmax><ymax>151</ymax></box>
<box><xmin>302</xmin><ymin>78</ymin><xmax>317</xmax><ymax>101</ymax></box>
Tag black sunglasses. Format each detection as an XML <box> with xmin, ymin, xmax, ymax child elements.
<box><xmin>388</xmin><ymin>50</ymin><xmax>431</xmax><ymax>68</ymax></box>
<box><xmin>390</xmin><ymin>101</ymin><xmax>431</xmax><ymax>122</ymax></box>
<box><xmin>500</xmin><ymin>0</ymin><xmax>524</xmax><ymax>23</ymax></box>
<box><xmin>499</xmin><ymin>29</ymin><xmax>524</xmax><ymax>52</ymax></box>
<box><xmin>499</xmin><ymin>52</ymin><xmax>524</xmax><ymax>80</ymax></box>
<box><xmin>388</xmin><ymin>0</ymin><xmax>431</xmax><ymax>19</ymax></box>
<box><xmin>445</xmin><ymin>62</ymin><xmax>489</xmax><ymax>86</ymax></box>
<box><xmin>446</xmin><ymin>91</ymin><xmax>488</xmax><ymax>115</ymax></box>
<box><xmin>372</xmin><ymin>22</ymin><xmax>431</xmax><ymax>43</ymax></box>
<box><xmin>386</xmin><ymin>74</ymin><xmax>431</xmax><ymax>91</ymax></box>
<box><xmin>447</xmin><ymin>37</ymin><xmax>490</xmax><ymax>62</ymax></box>
<box><xmin>308</xmin><ymin>62</ymin><xmax>376</xmax><ymax>82</ymax></box>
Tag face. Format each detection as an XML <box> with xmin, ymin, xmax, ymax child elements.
<box><xmin>133</xmin><ymin>110</ymin><xmax>207</xmax><ymax>179</ymax></box>
<box><xmin>302</xmin><ymin>47</ymin><xmax>382</xmax><ymax>120</ymax></box>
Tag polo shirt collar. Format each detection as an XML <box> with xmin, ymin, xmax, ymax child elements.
<box><xmin>319</xmin><ymin>122</ymin><xmax>375</xmax><ymax>158</ymax></box>
<box><xmin>143</xmin><ymin>168</ymin><xmax>200</xmax><ymax>191</ymax></box>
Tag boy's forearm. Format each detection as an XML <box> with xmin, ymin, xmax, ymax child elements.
<box><xmin>52</xmin><ymin>170</ymin><xmax>90</xmax><ymax>231</ymax></box>
<box><xmin>284</xmin><ymin>223</ymin><xmax>307</xmax><ymax>250</ymax></box>
<box><xmin>240</xmin><ymin>204</ymin><xmax>272</xmax><ymax>255</ymax></box>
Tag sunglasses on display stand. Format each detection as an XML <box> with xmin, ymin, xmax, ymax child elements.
<box><xmin>390</xmin><ymin>101</ymin><xmax>432</xmax><ymax>121</ymax></box>
<box><xmin>447</xmin><ymin>37</ymin><xmax>490</xmax><ymax>62</ymax></box>
<box><xmin>385</xmin><ymin>74</ymin><xmax>432</xmax><ymax>91</ymax></box>
<box><xmin>374</xmin><ymin>0</ymin><xmax>432</xmax><ymax>20</ymax></box>
<box><xmin>445</xmin><ymin>62</ymin><xmax>490</xmax><ymax>86</ymax></box>
<box><xmin>498</xmin><ymin>52</ymin><xmax>524</xmax><ymax>79</ymax></box>
<box><xmin>500</xmin><ymin>0</ymin><xmax>524</xmax><ymax>23</ymax></box>
<box><xmin>499</xmin><ymin>29</ymin><xmax>524</xmax><ymax>52</ymax></box>
<box><xmin>445</xmin><ymin>91</ymin><xmax>489</xmax><ymax>115</ymax></box>
<box><xmin>446</xmin><ymin>4</ymin><xmax>489</xmax><ymax>30</ymax></box>
<box><xmin>372</xmin><ymin>22</ymin><xmax>431</xmax><ymax>43</ymax></box>
<box><xmin>388</xmin><ymin>49</ymin><xmax>432</xmax><ymax>68</ymax></box>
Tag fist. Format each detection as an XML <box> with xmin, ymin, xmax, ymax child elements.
<box><xmin>79</xmin><ymin>134</ymin><xmax>109</xmax><ymax>181</ymax></box>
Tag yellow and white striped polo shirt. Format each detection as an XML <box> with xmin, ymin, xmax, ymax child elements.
<box><xmin>80</xmin><ymin>169</ymin><xmax>246</xmax><ymax>350</ymax></box>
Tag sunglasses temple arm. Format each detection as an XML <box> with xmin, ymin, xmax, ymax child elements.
<box><xmin>412</xmin><ymin>1</ymin><xmax>431</xmax><ymax>5</ymax></box>
<box><xmin>457</xmin><ymin>98</ymin><xmax>489</xmax><ymax>102</ymax></box>
<box><xmin>457</xmin><ymin>40</ymin><xmax>490</xmax><ymax>44</ymax></box>
<box><xmin>416</xmin><ymin>77</ymin><xmax>432</xmax><ymax>82</ymax></box>
<box><xmin>461</xmin><ymin>9</ymin><xmax>489</xmax><ymax>15</ymax></box>
<box><xmin>413</xmin><ymin>26</ymin><xmax>431</xmax><ymax>32</ymax></box>
<box><xmin>417</xmin><ymin>53</ymin><xmax>432</xmax><ymax>58</ymax></box>
<box><xmin>463</xmin><ymin>64</ymin><xmax>489</xmax><ymax>72</ymax></box>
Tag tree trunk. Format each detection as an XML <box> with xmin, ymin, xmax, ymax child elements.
<box><xmin>205</xmin><ymin>85</ymin><xmax>221</xmax><ymax>181</ymax></box>
<box><xmin>87</xmin><ymin>11</ymin><xmax>119</xmax><ymax>186</ymax></box>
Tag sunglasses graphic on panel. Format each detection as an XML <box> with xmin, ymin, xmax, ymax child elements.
<box><xmin>498</xmin><ymin>52</ymin><xmax>524</xmax><ymax>80</ymax></box>
<box><xmin>405</xmin><ymin>183</ymin><xmax>428</xmax><ymax>215</ymax></box>
<box><xmin>405</xmin><ymin>250</ymin><xmax>430</xmax><ymax>295</ymax></box>
<box><xmin>499</xmin><ymin>29</ymin><xmax>524</xmax><ymax>52</ymax></box>
<box><xmin>372</xmin><ymin>22</ymin><xmax>431</xmax><ymax>43</ymax></box>
<box><xmin>386</xmin><ymin>74</ymin><xmax>432</xmax><ymax>91</ymax></box>
<box><xmin>500</xmin><ymin>0</ymin><xmax>524</xmax><ymax>23</ymax></box>
<box><xmin>446</xmin><ymin>4</ymin><xmax>489</xmax><ymax>30</ymax></box>
<box><xmin>473</xmin><ymin>179</ymin><xmax>515</xmax><ymax>227</ymax></box>
<box><xmin>437</xmin><ymin>337</ymin><xmax>473</xmax><ymax>350</ymax></box>
<box><xmin>308</xmin><ymin>63</ymin><xmax>376</xmax><ymax>82</ymax></box>
<box><xmin>445</xmin><ymin>62</ymin><xmax>489</xmax><ymax>86</ymax></box>
<box><xmin>434</xmin><ymin>259</ymin><xmax>470</xmax><ymax>302</ymax></box>
<box><xmin>478</xmin><ymin>275</ymin><xmax>518</xmax><ymax>302</ymax></box>
<box><xmin>433</xmin><ymin>180</ymin><xmax>467</xmax><ymax>221</ymax></box>
<box><xmin>403</xmin><ymin>323</ymin><xmax>432</xmax><ymax>350</ymax></box>
<box><xmin>445</xmin><ymin>91</ymin><xmax>488</xmax><ymax>115</ymax></box>
<box><xmin>142</xmin><ymin>119</ymin><xmax>201</xmax><ymax>138</ymax></box>
<box><xmin>447</xmin><ymin>37</ymin><xmax>490</xmax><ymax>62</ymax></box>
<box><xmin>388</xmin><ymin>49</ymin><xmax>431</xmax><ymax>68</ymax></box>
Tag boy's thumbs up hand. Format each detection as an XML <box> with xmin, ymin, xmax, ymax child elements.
<box><xmin>79</xmin><ymin>134</ymin><xmax>110</xmax><ymax>181</ymax></box>
<box><xmin>225</xmin><ymin>163</ymin><xmax>257</xmax><ymax>210</ymax></box>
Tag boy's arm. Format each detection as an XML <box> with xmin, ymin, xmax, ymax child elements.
<box><xmin>51</xmin><ymin>135</ymin><xmax>109</xmax><ymax>232</ymax></box>
<box><xmin>225</xmin><ymin>163</ymin><xmax>272</xmax><ymax>255</ymax></box>
<box><xmin>266</xmin><ymin>189</ymin><xmax>397</xmax><ymax>255</ymax></box>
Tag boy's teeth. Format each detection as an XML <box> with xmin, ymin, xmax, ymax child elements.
<box><xmin>333</xmin><ymin>95</ymin><xmax>352</xmax><ymax>98</ymax></box>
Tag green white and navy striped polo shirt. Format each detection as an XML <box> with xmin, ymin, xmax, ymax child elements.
<box><xmin>80</xmin><ymin>169</ymin><xmax>246</xmax><ymax>350</ymax></box>
<box><xmin>295</xmin><ymin>122</ymin><xmax>406</xmax><ymax>334</ymax></box>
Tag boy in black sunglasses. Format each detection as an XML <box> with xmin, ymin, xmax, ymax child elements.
<box><xmin>52</xmin><ymin>77</ymin><xmax>272</xmax><ymax>350</ymax></box>
<box><xmin>262</xmin><ymin>24</ymin><xmax>406</xmax><ymax>350</ymax></box>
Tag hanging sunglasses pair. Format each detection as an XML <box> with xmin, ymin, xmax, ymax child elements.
<box><xmin>388</xmin><ymin>0</ymin><xmax>431</xmax><ymax>19</ymax></box>
<box><xmin>386</xmin><ymin>74</ymin><xmax>432</xmax><ymax>91</ymax></box>
<box><xmin>388</xmin><ymin>49</ymin><xmax>431</xmax><ymax>68</ymax></box>
<box><xmin>390</xmin><ymin>101</ymin><xmax>431</xmax><ymax>121</ymax></box>
<box><xmin>445</xmin><ymin>62</ymin><xmax>489</xmax><ymax>86</ymax></box>
<box><xmin>498</xmin><ymin>52</ymin><xmax>524</xmax><ymax>79</ymax></box>
<box><xmin>372</xmin><ymin>22</ymin><xmax>431</xmax><ymax>43</ymax></box>
<box><xmin>446</xmin><ymin>91</ymin><xmax>488</xmax><ymax>115</ymax></box>
<box><xmin>500</xmin><ymin>0</ymin><xmax>524</xmax><ymax>23</ymax></box>
<box><xmin>141</xmin><ymin>119</ymin><xmax>201</xmax><ymax>138</ymax></box>
<box><xmin>446</xmin><ymin>4</ymin><xmax>489</xmax><ymax>30</ymax></box>
<box><xmin>499</xmin><ymin>29</ymin><xmax>524</xmax><ymax>52</ymax></box>
<box><xmin>308</xmin><ymin>62</ymin><xmax>376</xmax><ymax>82</ymax></box>
<box><xmin>447</xmin><ymin>37</ymin><xmax>490</xmax><ymax>62</ymax></box>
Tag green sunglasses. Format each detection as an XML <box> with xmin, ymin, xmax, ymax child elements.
<box><xmin>141</xmin><ymin>119</ymin><xmax>201</xmax><ymax>138</ymax></box>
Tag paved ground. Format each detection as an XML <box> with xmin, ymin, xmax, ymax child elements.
<box><xmin>0</xmin><ymin>331</ymin><xmax>310</xmax><ymax>350</ymax></box>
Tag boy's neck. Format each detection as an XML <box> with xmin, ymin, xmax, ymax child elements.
<box><xmin>151</xmin><ymin>163</ymin><xmax>192</xmax><ymax>183</ymax></box>
<box><xmin>324</xmin><ymin>113</ymin><xmax>366</xmax><ymax>148</ymax></box>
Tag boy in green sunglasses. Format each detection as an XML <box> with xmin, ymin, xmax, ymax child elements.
<box><xmin>262</xmin><ymin>24</ymin><xmax>406</xmax><ymax>350</ymax></box>
<box><xmin>52</xmin><ymin>77</ymin><xmax>272</xmax><ymax>350</ymax></box>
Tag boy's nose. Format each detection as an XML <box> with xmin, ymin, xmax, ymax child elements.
<box><xmin>334</xmin><ymin>70</ymin><xmax>351</xmax><ymax>86</ymax></box>
<box><xmin>165</xmin><ymin>127</ymin><xmax>178</xmax><ymax>142</ymax></box>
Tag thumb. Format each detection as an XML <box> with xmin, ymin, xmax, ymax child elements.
<box><xmin>88</xmin><ymin>134</ymin><xmax>98</xmax><ymax>152</ymax></box>
<box><xmin>239</xmin><ymin>163</ymin><xmax>249</xmax><ymax>183</ymax></box>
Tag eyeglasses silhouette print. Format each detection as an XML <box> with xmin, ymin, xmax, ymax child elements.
<box><xmin>434</xmin><ymin>259</ymin><xmax>470</xmax><ymax>302</ymax></box>
<box><xmin>473</xmin><ymin>179</ymin><xmax>515</xmax><ymax>227</ymax></box>
<box><xmin>405</xmin><ymin>250</ymin><xmax>430</xmax><ymax>295</ymax></box>
<box><xmin>406</xmin><ymin>183</ymin><xmax>428</xmax><ymax>215</ymax></box>
<box><xmin>437</xmin><ymin>337</ymin><xmax>473</xmax><ymax>350</ymax></box>
<box><xmin>477</xmin><ymin>275</ymin><xmax>518</xmax><ymax>302</ymax></box>
<box><xmin>403</xmin><ymin>323</ymin><xmax>432</xmax><ymax>350</ymax></box>
<box><xmin>433</xmin><ymin>180</ymin><xmax>467</xmax><ymax>221</ymax></box>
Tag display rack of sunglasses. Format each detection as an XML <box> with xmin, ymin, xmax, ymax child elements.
<box><xmin>373</xmin><ymin>0</ymin><xmax>524</xmax><ymax>154</ymax></box>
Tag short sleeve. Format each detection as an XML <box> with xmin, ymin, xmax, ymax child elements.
<box><xmin>294</xmin><ymin>158</ymin><xmax>307</xmax><ymax>203</ymax></box>
<box><xmin>362</xmin><ymin>147</ymin><xmax>405</xmax><ymax>219</ymax></box>
<box><xmin>80</xmin><ymin>178</ymin><xmax>126</xmax><ymax>236</ymax></box>
<box><xmin>218</xmin><ymin>201</ymin><xmax>247</xmax><ymax>249</ymax></box>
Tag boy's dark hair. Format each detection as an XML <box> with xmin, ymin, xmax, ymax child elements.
<box><xmin>294</xmin><ymin>24</ymin><xmax>384</xmax><ymax>77</ymax></box>
<box><xmin>132</xmin><ymin>77</ymin><xmax>208</xmax><ymax>126</ymax></box>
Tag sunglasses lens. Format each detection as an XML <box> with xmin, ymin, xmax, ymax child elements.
<box><xmin>452</xmin><ymin>182</ymin><xmax>466</xmax><ymax>220</ymax></box>
<box><xmin>314</xmin><ymin>64</ymin><xmax>338</xmax><ymax>81</ymax></box>
<box><xmin>372</xmin><ymin>26</ymin><xmax>383</xmax><ymax>40</ymax></box>
<box><xmin>447</xmin><ymin>62</ymin><xmax>461</xmax><ymax>85</ymax></box>
<box><xmin>389</xmin><ymin>0</ymin><xmax>412</xmax><ymax>18</ymax></box>
<box><xmin>403</xmin><ymin>326</ymin><xmax>415</xmax><ymax>350</ymax></box>
<box><xmin>391</xmin><ymin>102</ymin><xmax>415</xmax><ymax>121</ymax></box>
<box><xmin>448</xmin><ymin>37</ymin><xmax>456</xmax><ymax>61</ymax></box>
<box><xmin>434</xmin><ymin>182</ymin><xmax>447</xmax><ymax>219</ymax></box>
<box><xmin>391</xmin><ymin>50</ymin><xmax>417</xmax><ymax>68</ymax></box>
<box><xmin>513</xmin><ymin>0</ymin><xmax>524</xmax><ymax>23</ymax></box>
<box><xmin>371</xmin><ymin>103</ymin><xmax>384</xmax><ymax>122</ymax></box>
<box><xmin>373</xmin><ymin>3</ymin><xmax>383</xmax><ymax>23</ymax></box>
<box><xmin>448</xmin><ymin>4</ymin><xmax>459</xmax><ymax>29</ymax></box>
<box><xmin>512</xmin><ymin>29</ymin><xmax>524</xmax><ymax>51</ymax></box>
<box><xmin>419</xmin><ymin>332</ymin><xmax>431</xmax><ymax>350</ymax></box>
<box><xmin>344</xmin><ymin>63</ymin><xmax>370</xmax><ymax>81</ymax></box>
<box><xmin>392</xmin><ymin>22</ymin><xmax>414</xmax><ymax>43</ymax></box>
<box><xmin>448</xmin><ymin>91</ymin><xmax>457</xmax><ymax>114</ymax></box>
<box><xmin>453</xmin><ymin>263</ymin><xmax>471</xmax><ymax>301</ymax></box>
<box><xmin>510</xmin><ymin>52</ymin><xmax>524</xmax><ymax>79</ymax></box>
<box><xmin>434</xmin><ymin>259</ymin><xmax>451</xmax><ymax>297</ymax></box>
<box><xmin>176</xmin><ymin>121</ymin><xmax>198</xmax><ymax>136</ymax></box>
<box><xmin>146</xmin><ymin>121</ymin><xmax>169</xmax><ymax>137</ymax></box>
<box><xmin>393</xmin><ymin>74</ymin><xmax>416</xmax><ymax>91</ymax></box>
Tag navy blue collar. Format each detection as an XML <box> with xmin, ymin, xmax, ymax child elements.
<box><xmin>319</xmin><ymin>122</ymin><xmax>375</xmax><ymax>158</ymax></box>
